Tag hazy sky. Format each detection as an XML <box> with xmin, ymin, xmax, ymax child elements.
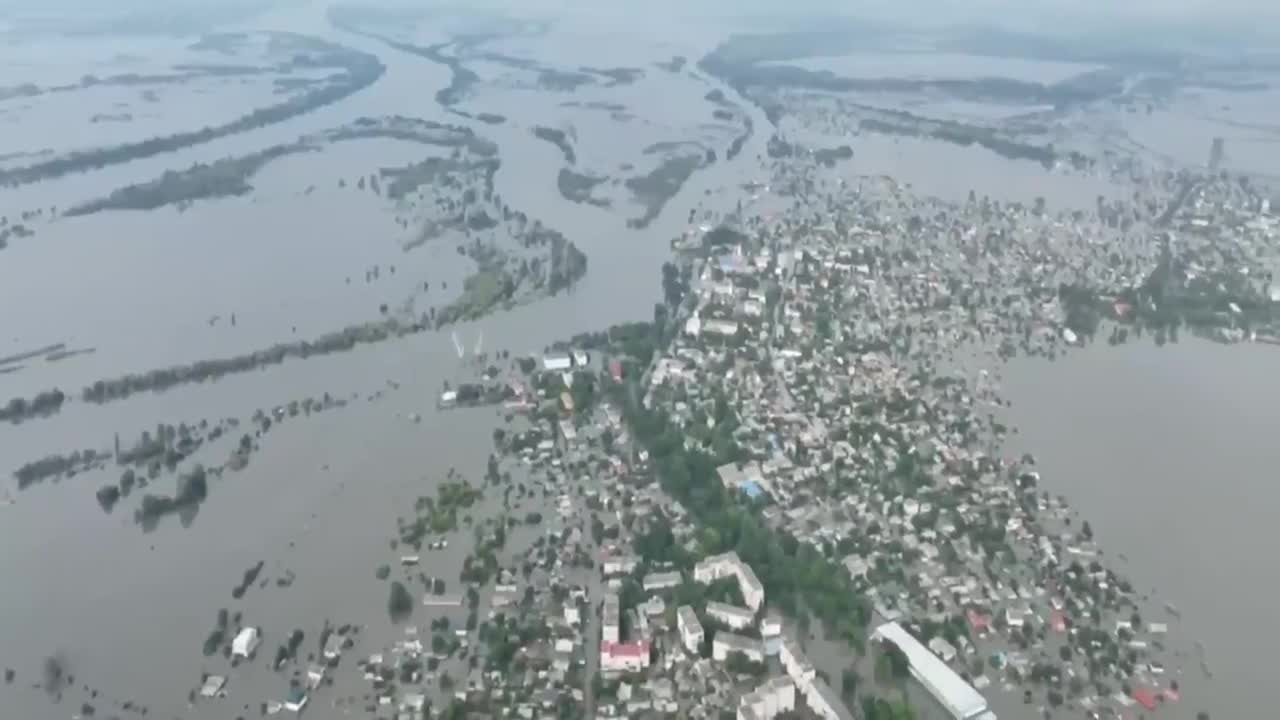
<box><xmin>2</xmin><ymin>0</ymin><xmax>1277</xmax><ymax>40</ymax></box>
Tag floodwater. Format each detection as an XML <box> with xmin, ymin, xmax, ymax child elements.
<box><xmin>1000</xmin><ymin>336</ymin><xmax>1280</xmax><ymax>718</ymax></box>
<box><xmin>0</xmin><ymin>2</ymin><xmax>771</xmax><ymax>717</ymax></box>
<box><xmin>1</xmin><ymin>4</ymin><xmax>1274</xmax><ymax>719</ymax></box>
<box><xmin>1120</xmin><ymin>87</ymin><xmax>1280</xmax><ymax>178</ymax></box>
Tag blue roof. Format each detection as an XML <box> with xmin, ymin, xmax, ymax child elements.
<box><xmin>739</xmin><ymin>480</ymin><xmax>764</xmax><ymax>499</ymax></box>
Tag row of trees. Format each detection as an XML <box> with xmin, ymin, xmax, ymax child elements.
<box><xmin>1</xmin><ymin>388</ymin><xmax>66</xmax><ymax>424</ymax></box>
<box><xmin>615</xmin><ymin>376</ymin><xmax>872</xmax><ymax>647</ymax></box>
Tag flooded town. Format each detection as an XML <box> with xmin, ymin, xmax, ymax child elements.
<box><xmin>2</xmin><ymin>1</ymin><xmax>1279</xmax><ymax>720</ymax></box>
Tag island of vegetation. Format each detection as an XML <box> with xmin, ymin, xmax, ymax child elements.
<box><xmin>557</xmin><ymin>169</ymin><xmax>609</xmax><ymax>207</ymax></box>
<box><xmin>64</xmin><ymin>116</ymin><xmax>497</xmax><ymax>216</ymax></box>
<box><xmin>0</xmin><ymin>34</ymin><xmax>385</xmax><ymax>187</ymax></box>
<box><xmin>532</xmin><ymin>126</ymin><xmax>576</xmax><ymax>165</ymax></box>
<box><xmin>626</xmin><ymin>152</ymin><xmax>709</xmax><ymax>229</ymax></box>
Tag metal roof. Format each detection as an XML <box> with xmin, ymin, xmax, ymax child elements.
<box><xmin>874</xmin><ymin>621</ymin><xmax>989</xmax><ymax>720</ymax></box>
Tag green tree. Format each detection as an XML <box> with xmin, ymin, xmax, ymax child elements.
<box><xmin>388</xmin><ymin>581</ymin><xmax>414</xmax><ymax>622</ymax></box>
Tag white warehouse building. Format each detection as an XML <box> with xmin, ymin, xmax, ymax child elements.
<box><xmin>873</xmin><ymin>621</ymin><xmax>996</xmax><ymax>720</ymax></box>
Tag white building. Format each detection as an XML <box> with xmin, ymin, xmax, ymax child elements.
<box><xmin>306</xmin><ymin>663</ymin><xmax>326</xmax><ymax>689</ymax></box>
<box><xmin>323</xmin><ymin>633</ymin><xmax>345</xmax><ymax>660</ymax></box>
<box><xmin>602</xmin><ymin>554</ymin><xmax>639</xmax><ymax>577</ymax></box>
<box><xmin>693</xmin><ymin>551</ymin><xmax>765</xmax><ymax>611</ymax></box>
<box><xmin>602</xmin><ymin>592</ymin><xmax>621</xmax><ymax>644</ymax></box>
<box><xmin>842</xmin><ymin>554</ymin><xmax>870</xmax><ymax>580</ymax></box>
<box><xmin>601</xmin><ymin>640</ymin><xmax>650</xmax><ymax>673</ymax></box>
<box><xmin>542</xmin><ymin>353</ymin><xmax>572</xmax><ymax>371</ymax></box>
<box><xmin>761</xmin><ymin>614</ymin><xmax>783</xmax><ymax>655</ymax></box>
<box><xmin>712</xmin><ymin>632</ymin><xmax>763</xmax><ymax>663</ymax></box>
<box><xmin>642</xmin><ymin>570</ymin><xmax>682</xmax><ymax>592</ymax></box>
<box><xmin>703</xmin><ymin>319</ymin><xmax>741</xmax><ymax>337</ymax></box>
<box><xmin>677</xmin><ymin>605</ymin><xmax>704</xmax><ymax>653</ymax></box>
<box><xmin>199</xmin><ymin>675</ymin><xmax>226</xmax><ymax>698</ymax></box>
<box><xmin>780</xmin><ymin>637</ymin><xmax>815</xmax><ymax>684</ymax></box>
<box><xmin>928</xmin><ymin>636</ymin><xmax>958</xmax><ymax>663</ymax></box>
<box><xmin>572</xmin><ymin>349</ymin><xmax>589</xmax><ymax>367</ymax></box>
<box><xmin>706</xmin><ymin>601</ymin><xmax>756</xmax><ymax>630</ymax></box>
<box><xmin>803</xmin><ymin>678</ymin><xmax>856</xmax><ymax>720</ymax></box>
<box><xmin>283</xmin><ymin>687</ymin><xmax>308</xmax><ymax>713</ymax></box>
<box><xmin>231</xmin><ymin>627</ymin><xmax>260</xmax><ymax>659</ymax></box>
<box><xmin>738</xmin><ymin>677</ymin><xmax>796</xmax><ymax>720</ymax></box>
<box><xmin>873</xmin><ymin>622</ymin><xmax>992</xmax><ymax>720</ymax></box>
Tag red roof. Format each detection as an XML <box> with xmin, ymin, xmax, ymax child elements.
<box><xmin>967</xmin><ymin>609</ymin><xmax>991</xmax><ymax>631</ymax></box>
<box><xmin>1050</xmin><ymin>610</ymin><xmax>1066</xmax><ymax>632</ymax></box>
<box><xmin>602</xmin><ymin>640</ymin><xmax>649</xmax><ymax>658</ymax></box>
<box><xmin>1132</xmin><ymin>687</ymin><xmax>1158</xmax><ymax>710</ymax></box>
<box><xmin>608</xmin><ymin>360</ymin><xmax>623</xmax><ymax>381</ymax></box>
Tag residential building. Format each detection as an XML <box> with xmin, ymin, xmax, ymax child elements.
<box><xmin>677</xmin><ymin>605</ymin><xmax>704</xmax><ymax>653</ymax></box>
<box><xmin>642</xmin><ymin>570</ymin><xmax>682</xmax><ymax>592</ymax></box>
<box><xmin>602</xmin><ymin>554</ymin><xmax>639</xmax><ymax>577</ymax></box>
<box><xmin>542</xmin><ymin>353</ymin><xmax>572</xmax><ymax>371</ymax></box>
<box><xmin>602</xmin><ymin>592</ymin><xmax>620</xmax><ymax>644</ymax></box>
<box><xmin>693</xmin><ymin>551</ymin><xmax>765</xmax><ymax>611</ymax></box>
<box><xmin>601</xmin><ymin>640</ymin><xmax>651</xmax><ymax>673</ymax></box>
<box><xmin>231</xmin><ymin>627</ymin><xmax>260</xmax><ymax>659</ymax></box>
<box><xmin>803</xmin><ymin>678</ymin><xmax>856</xmax><ymax>720</ymax></box>
<box><xmin>283</xmin><ymin>687</ymin><xmax>308</xmax><ymax>713</ymax></box>
<box><xmin>780</xmin><ymin>637</ymin><xmax>815</xmax><ymax>684</ymax></box>
<box><xmin>706</xmin><ymin>600</ymin><xmax>756</xmax><ymax>630</ymax></box>
<box><xmin>712</xmin><ymin>632</ymin><xmax>763</xmax><ymax>663</ymax></box>
<box><xmin>738</xmin><ymin>677</ymin><xmax>796</xmax><ymax>720</ymax></box>
<box><xmin>761</xmin><ymin>614</ymin><xmax>784</xmax><ymax>655</ymax></box>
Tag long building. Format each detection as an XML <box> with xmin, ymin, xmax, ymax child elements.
<box><xmin>873</xmin><ymin>621</ymin><xmax>995</xmax><ymax>720</ymax></box>
<box><xmin>706</xmin><ymin>600</ymin><xmax>756</xmax><ymax>630</ymax></box>
<box><xmin>602</xmin><ymin>592</ymin><xmax>620</xmax><ymax>644</ymax></box>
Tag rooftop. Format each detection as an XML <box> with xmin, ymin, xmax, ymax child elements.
<box><xmin>874</xmin><ymin>621</ymin><xmax>989</xmax><ymax>719</ymax></box>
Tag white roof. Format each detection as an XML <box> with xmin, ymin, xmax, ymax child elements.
<box><xmin>231</xmin><ymin>627</ymin><xmax>259</xmax><ymax>656</ymax></box>
<box><xmin>874</xmin><ymin>621</ymin><xmax>989</xmax><ymax>719</ymax></box>
<box><xmin>706</xmin><ymin>601</ymin><xmax>755</xmax><ymax>621</ymax></box>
